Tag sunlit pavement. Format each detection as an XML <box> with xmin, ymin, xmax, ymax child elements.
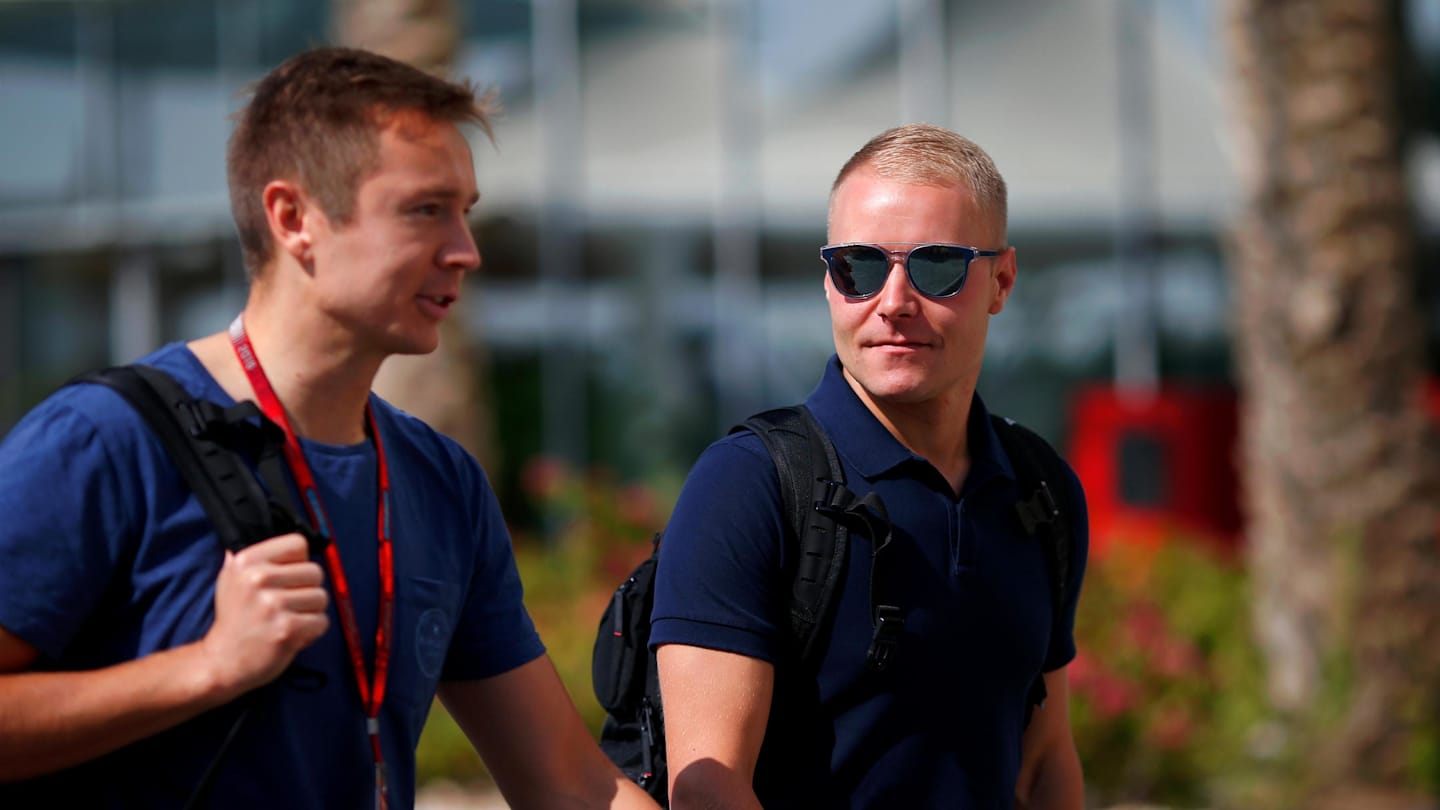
<box><xmin>416</xmin><ymin>789</ymin><xmax>1438</xmax><ymax>809</ymax></box>
<box><xmin>416</xmin><ymin>783</ymin><xmax>509</xmax><ymax>809</ymax></box>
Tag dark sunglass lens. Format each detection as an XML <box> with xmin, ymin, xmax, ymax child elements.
<box><xmin>908</xmin><ymin>245</ymin><xmax>971</xmax><ymax>297</ymax></box>
<box><xmin>829</xmin><ymin>246</ymin><xmax>890</xmax><ymax>298</ymax></box>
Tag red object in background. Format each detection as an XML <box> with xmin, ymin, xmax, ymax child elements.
<box><xmin>1067</xmin><ymin>385</ymin><xmax>1242</xmax><ymax>558</ymax></box>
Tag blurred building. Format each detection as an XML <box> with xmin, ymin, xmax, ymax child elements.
<box><xmin>1</xmin><ymin>0</ymin><xmax>1436</xmax><ymax>488</ymax></box>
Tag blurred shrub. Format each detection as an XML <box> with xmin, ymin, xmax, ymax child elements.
<box><xmin>419</xmin><ymin>468</ymin><xmax>1287</xmax><ymax>806</ymax></box>
<box><xmin>416</xmin><ymin>706</ymin><xmax>485</xmax><ymax>788</ymax></box>
<box><xmin>417</xmin><ymin>457</ymin><xmax>675</xmax><ymax>790</ymax></box>
<box><xmin>1072</xmin><ymin>537</ymin><xmax>1271</xmax><ymax>808</ymax></box>
<box><xmin>510</xmin><ymin>457</ymin><xmax>675</xmax><ymax>732</ymax></box>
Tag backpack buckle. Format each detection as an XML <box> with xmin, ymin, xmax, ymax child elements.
<box><xmin>178</xmin><ymin>399</ymin><xmax>222</xmax><ymax>439</ymax></box>
<box><xmin>1015</xmin><ymin>480</ymin><xmax>1059</xmax><ymax>536</ymax></box>
<box><xmin>813</xmin><ymin>478</ymin><xmax>852</xmax><ymax>514</ymax></box>
<box><xmin>866</xmin><ymin>604</ymin><xmax>905</xmax><ymax>672</ymax></box>
<box><xmin>181</xmin><ymin>399</ymin><xmax>269</xmax><ymax>456</ymax></box>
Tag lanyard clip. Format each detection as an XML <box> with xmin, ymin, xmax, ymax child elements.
<box><xmin>374</xmin><ymin>761</ymin><xmax>390</xmax><ymax>810</ymax></box>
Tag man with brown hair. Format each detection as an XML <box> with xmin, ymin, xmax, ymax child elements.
<box><xmin>0</xmin><ymin>47</ymin><xmax>656</xmax><ymax>809</ymax></box>
<box><xmin>652</xmin><ymin>124</ymin><xmax>1087</xmax><ymax>808</ymax></box>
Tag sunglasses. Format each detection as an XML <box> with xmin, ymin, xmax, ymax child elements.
<box><xmin>821</xmin><ymin>242</ymin><xmax>1004</xmax><ymax>300</ymax></box>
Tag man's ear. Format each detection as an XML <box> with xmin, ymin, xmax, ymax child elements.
<box><xmin>262</xmin><ymin>180</ymin><xmax>315</xmax><ymax>267</ymax></box>
<box><xmin>987</xmin><ymin>247</ymin><xmax>1017</xmax><ymax>315</ymax></box>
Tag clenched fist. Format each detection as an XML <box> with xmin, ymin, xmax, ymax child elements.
<box><xmin>199</xmin><ymin>532</ymin><xmax>329</xmax><ymax>696</ymax></box>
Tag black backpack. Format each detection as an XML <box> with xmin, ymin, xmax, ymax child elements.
<box><xmin>72</xmin><ymin>364</ymin><xmax>323</xmax><ymax>555</ymax></box>
<box><xmin>591</xmin><ymin>405</ymin><xmax>1077</xmax><ymax>805</ymax></box>
<box><xmin>69</xmin><ymin>364</ymin><xmax>325</xmax><ymax>809</ymax></box>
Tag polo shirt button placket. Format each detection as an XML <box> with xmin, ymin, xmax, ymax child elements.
<box><xmin>952</xmin><ymin>498</ymin><xmax>968</xmax><ymax>577</ymax></box>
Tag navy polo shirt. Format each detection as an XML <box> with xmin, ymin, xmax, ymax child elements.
<box><xmin>651</xmin><ymin>355</ymin><xmax>1087</xmax><ymax>809</ymax></box>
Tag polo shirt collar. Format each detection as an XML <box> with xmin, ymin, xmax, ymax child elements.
<box><xmin>964</xmin><ymin>389</ymin><xmax>1016</xmax><ymax>495</ymax></box>
<box><xmin>803</xmin><ymin>355</ymin><xmax>1016</xmax><ymax>491</ymax></box>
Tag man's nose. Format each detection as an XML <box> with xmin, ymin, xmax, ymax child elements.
<box><xmin>875</xmin><ymin>258</ymin><xmax>918</xmax><ymax>316</ymax></box>
<box><xmin>446</xmin><ymin>219</ymin><xmax>481</xmax><ymax>273</ymax></box>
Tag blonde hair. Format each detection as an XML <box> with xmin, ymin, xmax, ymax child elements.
<box><xmin>831</xmin><ymin>124</ymin><xmax>1008</xmax><ymax>238</ymax></box>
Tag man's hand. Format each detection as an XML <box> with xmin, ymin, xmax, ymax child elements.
<box><xmin>199</xmin><ymin>532</ymin><xmax>329</xmax><ymax>694</ymax></box>
<box><xmin>1016</xmin><ymin>667</ymin><xmax>1084</xmax><ymax>810</ymax></box>
<box><xmin>440</xmin><ymin>657</ymin><xmax>661</xmax><ymax>809</ymax></box>
<box><xmin>0</xmin><ymin>533</ymin><xmax>329</xmax><ymax>780</ymax></box>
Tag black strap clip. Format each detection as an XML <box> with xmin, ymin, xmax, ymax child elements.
<box><xmin>638</xmin><ymin>695</ymin><xmax>659</xmax><ymax>787</ymax></box>
<box><xmin>817</xmin><ymin>487</ymin><xmax>890</xmax><ymax>545</ymax></box>
<box><xmin>1015</xmin><ymin>480</ymin><xmax>1059</xmax><ymax>536</ymax></box>
<box><xmin>178</xmin><ymin>398</ymin><xmax>269</xmax><ymax>453</ymax></box>
<box><xmin>813</xmin><ymin>478</ymin><xmax>854</xmax><ymax>515</ymax></box>
<box><xmin>866</xmin><ymin>604</ymin><xmax>905</xmax><ymax>672</ymax></box>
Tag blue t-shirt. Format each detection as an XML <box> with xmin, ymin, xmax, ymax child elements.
<box><xmin>650</xmin><ymin>356</ymin><xmax>1088</xmax><ymax>809</ymax></box>
<box><xmin>0</xmin><ymin>343</ymin><xmax>545</xmax><ymax>809</ymax></box>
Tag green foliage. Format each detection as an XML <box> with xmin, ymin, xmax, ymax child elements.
<box><xmin>1411</xmin><ymin>720</ymin><xmax>1440</xmax><ymax>797</ymax></box>
<box><xmin>1071</xmin><ymin>538</ymin><xmax>1271</xmax><ymax>808</ymax></box>
<box><xmin>416</xmin><ymin>704</ymin><xmax>488</xmax><ymax>788</ymax></box>
<box><xmin>1074</xmin><ymin>532</ymin><xmax>1440</xmax><ymax>807</ymax></box>
<box><xmin>415</xmin><ymin>457</ymin><xmax>676</xmax><ymax>789</ymax></box>
<box><xmin>510</xmin><ymin>457</ymin><xmax>678</xmax><ymax>732</ymax></box>
<box><xmin>417</xmin><ymin>467</ymin><xmax>1318</xmax><ymax>807</ymax></box>
<box><xmin>1288</xmin><ymin>526</ymin><xmax>1440</xmax><ymax>800</ymax></box>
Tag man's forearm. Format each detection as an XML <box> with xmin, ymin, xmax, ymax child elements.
<box><xmin>668</xmin><ymin>765</ymin><xmax>764</xmax><ymax>810</ymax></box>
<box><xmin>607</xmin><ymin>773</ymin><xmax>664</xmax><ymax>809</ymax></box>
<box><xmin>1016</xmin><ymin>742</ymin><xmax>1084</xmax><ymax>810</ymax></box>
<box><xmin>0</xmin><ymin>641</ymin><xmax>236</xmax><ymax>781</ymax></box>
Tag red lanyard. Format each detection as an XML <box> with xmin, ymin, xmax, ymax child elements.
<box><xmin>228</xmin><ymin>315</ymin><xmax>395</xmax><ymax>808</ymax></box>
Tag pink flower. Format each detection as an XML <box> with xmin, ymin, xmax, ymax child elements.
<box><xmin>521</xmin><ymin>456</ymin><xmax>570</xmax><ymax>500</ymax></box>
<box><xmin>617</xmin><ymin>484</ymin><xmax>659</xmax><ymax>528</ymax></box>
<box><xmin>1090</xmin><ymin>674</ymin><xmax>1140</xmax><ymax>719</ymax></box>
<box><xmin>1072</xmin><ymin>652</ymin><xmax>1140</xmax><ymax>720</ymax></box>
<box><xmin>1069</xmin><ymin>649</ymin><xmax>1097</xmax><ymax>688</ymax></box>
<box><xmin>1150</xmin><ymin>637</ymin><xmax>1203</xmax><ymax>679</ymax></box>
<box><xmin>1122</xmin><ymin>603</ymin><xmax>1168</xmax><ymax>652</ymax></box>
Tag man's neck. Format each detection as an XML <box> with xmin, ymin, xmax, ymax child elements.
<box><xmin>850</xmin><ymin>379</ymin><xmax>975</xmax><ymax>497</ymax></box>
<box><xmin>189</xmin><ymin>301</ymin><xmax>382</xmax><ymax>446</ymax></box>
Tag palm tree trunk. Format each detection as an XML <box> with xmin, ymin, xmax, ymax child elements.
<box><xmin>1224</xmin><ymin>0</ymin><xmax>1440</xmax><ymax>791</ymax></box>
<box><xmin>332</xmin><ymin>0</ymin><xmax>498</xmax><ymax>471</ymax></box>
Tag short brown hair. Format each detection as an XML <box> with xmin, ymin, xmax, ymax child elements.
<box><xmin>831</xmin><ymin>124</ymin><xmax>1008</xmax><ymax>238</ymax></box>
<box><xmin>227</xmin><ymin>46</ymin><xmax>495</xmax><ymax>274</ymax></box>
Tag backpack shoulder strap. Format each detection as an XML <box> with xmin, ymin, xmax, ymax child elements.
<box><xmin>72</xmin><ymin>364</ymin><xmax>291</xmax><ymax>552</ymax></box>
<box><xmin>735</xmin><ymin>405</ymin><xmax>898</xmax><ymax>671</ymax></box>
<box><xmin>69</xmin><ymin>364</ymin><xmax>325</xmax><ymax>809</ymax></box>
<box><xmin>989</xmin><ymin>415</ymin><xmax>1074</xmax><ymax>617</ymax></box>
<box><xmin>989</xmin><ymin>414</ymin><xmax>1076</xmax><ymax>707</ymax></box>
<box><xmin>736</xmin><ymin>405</ymin><xmax>847</xmax><ymax>664</ymax></box>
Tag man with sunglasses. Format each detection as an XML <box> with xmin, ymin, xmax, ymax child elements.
<box><xmin>0</xmin><ymin>47</ymin><xmax>657</xmax><ymax>809</ymax></box>
<box><xmin>651</xmin><ymin>124</ymin><xmax>1087</xmax><ymax>808</ymax></box>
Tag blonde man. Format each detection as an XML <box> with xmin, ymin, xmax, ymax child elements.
<box><xmin>653</xmin><ymin>124</ymin><xmax>1087</xmax><ymax>809</ymax></box>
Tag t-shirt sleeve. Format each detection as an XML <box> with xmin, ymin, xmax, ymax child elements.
<box><xmin>649</xmin><ymin>434</ymin><xmax>790</xmax><ymax>664</ymax></box>
<box><xmin>0</xmin><ymin>389</ymin><xmax>146</xmax><ymax>661</ymax></box>
<box><xmin>1044</xmin><ymin>461</ymin><xmax>1090</xmax><ymax>672</ymax></box>
<box><xmin>440</xmin><ymin>462</ymin><xmax>545</xmax><ymax>681</ymax></box>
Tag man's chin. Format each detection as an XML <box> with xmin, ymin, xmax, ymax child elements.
<box><xmin>844</xmin><ymin>366</ymin><xmax>933</xmax><ymax>405</ymax></box>
<box><xmin>379</xmin><ymin>332</ymin><xmax>441</xmax><ymax>358</ymax></box>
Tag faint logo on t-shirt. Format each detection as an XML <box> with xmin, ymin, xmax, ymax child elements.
<box><xmin>415</xmin><ymin>607</ymin><xmax>450</xmax><ymax>679</ymax></box>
